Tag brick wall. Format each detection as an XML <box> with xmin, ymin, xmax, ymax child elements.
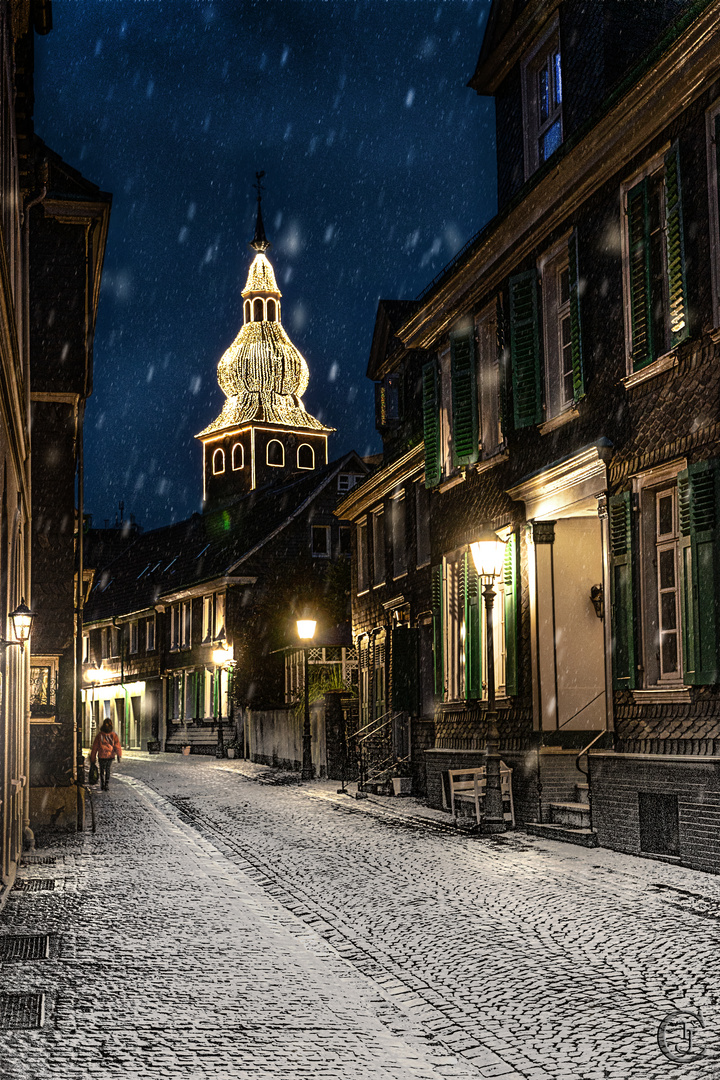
<box><xmin>590</xmin><ymin>753</ymin><xmax>720</xmax><ymax>874</ymax></box>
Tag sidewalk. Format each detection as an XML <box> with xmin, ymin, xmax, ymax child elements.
<box><xmin>0</xmin><ymin>768</ymin><xmax>477</xmax><ymax>1080</ymax></box>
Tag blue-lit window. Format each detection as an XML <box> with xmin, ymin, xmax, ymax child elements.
<box><xmin>523</xmin><ymin>28</ymin><xmax>563</xmax><ymax>176</ymax></box>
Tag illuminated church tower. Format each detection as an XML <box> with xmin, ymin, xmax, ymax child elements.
<box><xmin>197</xmin><ymin>179</ymin><xmax>333</xmax><ymax>509</ymax></box>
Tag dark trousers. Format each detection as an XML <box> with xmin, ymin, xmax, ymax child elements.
<box><xmin>99</xmin><ymin>758</ymin><xmax>112</xmax><ymax>790</ymax></box>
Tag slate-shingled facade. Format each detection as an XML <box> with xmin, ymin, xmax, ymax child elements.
<box><xmin>340</xmin><ymin>0</ymin><xmax>720</xmax><ymax>873</ymax></box>
<box><xmin>82</xmin><ymin>452</ymin><xmax>367</xmax><ymax>754</ymax></box>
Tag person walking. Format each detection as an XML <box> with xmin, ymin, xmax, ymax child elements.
<box><xmin>89</xmin><ymin>718</ymin><xmax>123</xmax><ymax>791</ymax></box>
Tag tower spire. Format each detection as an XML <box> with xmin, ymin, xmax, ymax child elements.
<box><xmin>250</xmin><ymin>170</ymin><xmax>271</xmax><ymax>253</ymax></box>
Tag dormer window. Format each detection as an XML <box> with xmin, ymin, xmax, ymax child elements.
<box><xmin>522</xmin><ymin>23</ymin><xmax>562</xmax><ymax>178</ymax></box>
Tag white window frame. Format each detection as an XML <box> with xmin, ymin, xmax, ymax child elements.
<box><xmin>214</xmin><ymin>593</ymin><xmax>226</xmax><ymax>640</ymax></box>
<box><xmin>521</xmin><ymin>17</ymin><xmax>562</xmax><ymax>179</ymax></box>
<box><xmin>706</xmin><ymin>99</ymin><xmax>720</xmax><ymax>328</ymax></box>
<box><xmin>146</xmin><ymin>614</ymin><xmax>156</xmax><ymax>652</ymax></box>
<box><xmin>297</xmin><ymin>443</ymin><xmax>315</xmax><ymax>470</ymax></box>
<box><xmin>202</xmin><ymin>595</ymin><xmax>213</xmax><ymax>643</ymax></box>
<box><xmin>212</xmin><ymin>447</ymin><xmax>225</xmax><ymax>475</ymax></box>
<box><xmin>390</xmin><ymin>492</ymin><xmax>407</xmax><ymax>579</ymax></box>
<box><xmin>129</xmin><ymin>620</ymin><xmax>139</xmax><ymax>655</ymax></box>
<box><xmin>266</xmin><ymin>439</ymin><xmax>284</xmax><ymax>467</ymax></box>
<box><xmin>632</xmin><ymin>459</ymin><xmax>687</xmax><ymax>690</ymax></box>
<box><xmin>539</xmin><ymin>238</ymin><xmax>574</xmax><ymax>420</ymax></box>
<box><xmin>82</xmin><ymin>633</ymin><xmax>89</xmax><ymax>664</ymax></box>
<box><xmin>231</xmin><ymin>442</ymin><xmax>244</xmax><ymax>470</ymax></box>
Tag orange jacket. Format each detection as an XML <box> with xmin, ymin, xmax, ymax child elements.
<box><xmin>90</xmin><ymin>731</ymin><xmax>122</xmax><ymax>762</ymax></box>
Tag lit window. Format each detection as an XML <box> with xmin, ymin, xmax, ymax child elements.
<box><xmin>82</xmin><ymin>633</ymin><xmax>89</xmax><ymax>663</ymax></box>
<box><xmin>311</xmin><ymin>525</ymin><xmax>331</xmax><ymax>558</ymax></box>
<box><xmin>267</xmin><ymin>440</ymin><xmax>284</xmax><ymax>467</ymax></box>
<box><xmin>297</xmin><ymin>444</ymin><xmax>314</xmax><ymax>470</ymax></box>
<box><xmin>232</xmin><ymin>443</ymin><xmax>244</xmax><ymax>470</ymax></box>
<box><xmin>212</xmin><ymin>448</ymin><xmax>225</xmax><ymax>475</ymax></box>
<box><xmin>522</xmin><ymin>23</ymin><xmax>562</xmax><ymax>178</ymax></box>
<box><xmin>214</xmin><ymin>593</ymin><xmax>225</xmax><ymax>640</ymax></box>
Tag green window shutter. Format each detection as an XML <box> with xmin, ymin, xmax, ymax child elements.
<box><xmin>463</xmin><ymin>552</ymin><xmax>481</xmax><ymax>699</ymax></box>
<box><xmin>422</xmin><ymin>360</ymin><xmax>441</xmax><ymax>489</ymax></box>
<box><xmin>627</xmin><ymin>179</ymin><xmax>653</xmax><ymax>370</ymax></box>
<box><xmin>679</xmin><ymin>460</ymin><xmax>720</xmax><ymax>686</ymax></box>
<box><xmin>664</xmin><ymin>143</ymin><xmax>689</xmax><ymax>349</ymax></box>
<box><xmin>450</xmin><ymin>328</ymin><xmax>479</xmax><ymax>466</ymax></box>
<box><xmin>431</xmin><ymin>563</ymin><xmax>444</xmax><ymax>697</ymax></box>
<box><xmin>509</xmin><ymin>270</ymin><xmax>542</xmax><ymax>428</ymax></box>
<box><xmin>609</xmin><ymin>492</ymin><xmax>636</xmax><ymax>690</ymax></box>
<box><xmin>391</xmin><ymin>625</ymin><xmax>420</xmax><ymax>713</ymax></box>
<box><xmin>503</xmin><ymin>531</ymin><xmax>519</xmax><ymax>696</ymax></box>
<box><xmin>568</xmin><ymin>230</ymin><xmax>585</xmax><ymax>401</ymax></box>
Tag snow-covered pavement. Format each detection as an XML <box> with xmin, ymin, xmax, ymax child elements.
<box><xmin>2</xmin><ymin>754</ymin><xmax>720</xmax><ymax>1080</ymax></box>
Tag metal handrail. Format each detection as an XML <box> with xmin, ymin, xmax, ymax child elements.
<box><xmin>575</xmin><ymin>729</ymin><xmax>608</xmax><ymax>779</ymax></box>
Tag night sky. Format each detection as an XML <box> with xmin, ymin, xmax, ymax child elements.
<box><xmin>34</xmin><ymin>0</ymin><xmax>495</xmax><ymax>530</ymax></box>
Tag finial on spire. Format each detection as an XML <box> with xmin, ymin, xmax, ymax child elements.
<box><xmin>250</xmin><ymin>170</ymin><xmax>271</xmax><ymax>253</ymax></box>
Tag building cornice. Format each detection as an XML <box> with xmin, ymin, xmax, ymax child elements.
<box><xmin>400</xmin><ymin>0</ymin><xmax>720</xmax><ymax>351</ymax></box>
<box><xmin>158</xmin><ymin>575</ymin><xmax>257</xmax><ymax>606</ymax></box>
<box><xmin>507</xmin><ymin>444</ymin><xmax>611</xmax><ymax>521</ymax></box>
<box><xmin>335</xmin><ymin>443</ymin><xmax>425</xmax><ymax>521</ymax></box>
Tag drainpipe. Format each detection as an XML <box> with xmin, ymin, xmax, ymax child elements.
<box><xmin>21</xmin><ymin>178</ymin><xmax>47</xmax><ymax>850</ymax></box>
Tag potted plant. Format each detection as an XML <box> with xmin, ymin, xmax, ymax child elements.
<box><xmin>181</xmin><ymin>744</ymin><xmax>191</xmax><ymax>756</ymax></box>
<box><xmin>226</xmin><ymin>738</ymin><xmax>240</xmax><ymax>759</ymax></box>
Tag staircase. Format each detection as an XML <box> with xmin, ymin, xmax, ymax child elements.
<box><xmin>525</xmin><ymin>779</ymin><xmax>598</xmax><ymax>847</ymax></box>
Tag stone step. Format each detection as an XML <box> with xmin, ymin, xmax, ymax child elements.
<box><xmin>549</xmin><ymin>801</ymin><xmax>591</xmax><ymax>828</ymax></box>
<box><xmin>525</xmin><ymin>822</ymin><xmax>598</xmax><ymax>848</ymax></box>
<box><xmin>575</xmin><ymin>783</ymin><xmax>590</xmax><ymax>805</ymax></box>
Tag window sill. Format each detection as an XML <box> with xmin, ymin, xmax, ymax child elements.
<box><xmin>632</xmin><ymin>687</ymin><xmax>691</xmax><ymax>704</ymax></box>
<box><xmin>416</xmin><ymin>560</ymin><xmax>431</xmax><ymax>570</ymax></box>
<box><xmin>373</xmin><ymin>582</ymin><xmax>385</xmax><ymax>590</ymax></box>
<box><xmin>438</xmin><ymin>472</ymin><xmax>465</xmax><ymax>494</ymax></box>
<box><xmin>473</xmin><ymin>449</ymin><xmax>509</xmax><ymax>474</ymax></box>
<box><xmin>538</xmin><ymin>407</ymin><xmax>578</xmax><ymax>436</ymax></box>
<box><xmin>357</xmin><ymin>589</ymin><xmax>369</xmax><ymax>597</ymax></box>
<box><xmin>622</xmin><ymin>350</ymin><xmax>678</xmax><ymax>389</ymax></box>
<box><xmin>392</xmin><ymin>571</ymin><xmax>408</xmax><ymax>581</ymax></box>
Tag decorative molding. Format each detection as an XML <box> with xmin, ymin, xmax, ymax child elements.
<box><xmin>507</xmin><ymin>444</ymin><xmax>611</xmax><ymax>520</ymax></box>
<box><xmin>437</xmin><ymin>471</ymin><xmax>466</xmax><ymax>494</ymax></box>
<box><xmin>531</xmin><ymin>520</ymin><xmax>556</xmax><ymax>545</ymax></box>
<box><xmin>472</xmin><ymin>449</ymin><xmax>509</xmax><ymax>475</ymax></box>
<box><xmin>159</xmin><ymin>575</ymin><xmax>256</xmax><ymax>605</ymax></box>
<box><xmin>632</xmin><ymin>688</ymin><xmax>691</xmax><ymax>704</ymax></box>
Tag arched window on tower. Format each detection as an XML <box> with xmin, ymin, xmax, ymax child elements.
<box><xmin>266</xmin><ymin>440</ymin><xmax>284</xmax><ymax>467</ymax></box>
<box><xmin>253</xmin><ymin>298</ymin><xmax>264</xmax><ymax>322</ymax></box>
<box><xmin>212</xmin><ymin>448</ymin><xmax>226</xmax><ymax>475</ymax></box>
<box><xmin>266</xmin><ymin>299</ymin><xmax>276</xmax><ymax>322</ymax></box>
<box><xmin>244</xmin><ymin>300</ymin><xmax>251</xmax><ymax>323</ymax></box>
<box><xmin>297</xmin><ymin>444</ymin><xmax>315</xmax><ymax>470</ymax></box>
<box><xmin>231</xmin><ymin>443</ymin><xmax>244</xmax><ymax>470</ymax></box>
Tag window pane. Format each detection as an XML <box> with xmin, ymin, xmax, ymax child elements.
<box><xmin>661</xmin><ymin>592</ymin><xmax>677</xmax><ymax>631</ymax></box>
<box><xmin>661</xmin><ymin>633</ymin><xmax>678</xmax><ymax>674</ymax></box>
<box><xmin>538</xmin><ymin>64</ymin><xmax>550</xmax><ymax>123</ymax></box>
<box><xmin>658</xmin><ymin>495</ymin><xmax>674</xmax><ymax>537</ymax></box>
<box><xmin>559</xmin><ymin>268</ymin><xmax>570</xmax><ymax>306</ymax></box>
<box><xmin>540</xmin><ymin>119</ymin><xmax>562</xmax><ymax>162</ymax></box>
<box><xmin>659</xmin><ymin>548</ymin><xmax>675</xmax><ymax>590</ymax></box>
<box><xmin>553</xmin><ymin>50</ymin><xmax>562</xmax><ymax>106</ymax></box>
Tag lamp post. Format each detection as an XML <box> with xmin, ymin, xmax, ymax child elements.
<box><xmin>212</xmin><ymin>645</ymin><xmax>235</xmax><ymax>758</ymax></box>
<box><xmin>296</xmin><ymin>618</ymin><xmax>316</xmax><ymax>781</ymax></box>
<box><xmin>470</xmin><ymin>530</ymin><xmax>507</xmax><ymax>834</ymax></box>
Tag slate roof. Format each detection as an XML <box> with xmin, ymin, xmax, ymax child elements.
<box><xmin>85</xmin><ymin>452</ymin><xmax>364</xmax><ymax>623</ymax></box>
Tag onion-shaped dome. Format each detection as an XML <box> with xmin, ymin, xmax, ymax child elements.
<box><xmin>198</xmin><ymin>208</ymin><xmax>332</xmax><ymax>437</ymax></box>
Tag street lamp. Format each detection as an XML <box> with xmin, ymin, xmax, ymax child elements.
<box><xmin>0</xmin><ymin>599</ymin><xmax>34</xmax><ymax>652</ymax></box>
<box><xmin>296</xmin><ymin>617</ymin><xmax>316</xmax><ymax>781</ymax></box>
<box><xmin>212</xmin><ymin>645</ymin><xmax>235</xmax><ymax>758</ymax></box>
<box><xmin>470</xmin><ymin>529</ymin><xmax>507</xmax><ymax>834</ymax></box>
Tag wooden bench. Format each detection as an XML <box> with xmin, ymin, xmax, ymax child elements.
<box><xmin>448</xmin><ymin>763</ymin><xmax>515</xmax><ymax>826</ymax></box>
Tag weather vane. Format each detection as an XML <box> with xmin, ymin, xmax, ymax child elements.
<box><xmin>250</xmin><ymin>170</ymin><xmax>270</xmax><ymax>253</ymax></box>
<box><xmin>253</xmin><ymin>170</ymin><xmax>265</xmax><ymax>207</ymax></box>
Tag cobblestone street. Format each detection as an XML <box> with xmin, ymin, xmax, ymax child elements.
<box><xmin>3</xmin><ymin>755</ymin><xmax>720</xmax><ymax>1079</ymax></box>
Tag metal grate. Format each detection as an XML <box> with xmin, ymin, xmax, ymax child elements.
<box><xmin>0</xmin><ymin>935</ymin><xmax>50</xmax><ymax>961</ymax></box>
<box><xmin>14</xmin><ymin>879</ymin><xmax>55</xmax><ymax>893</ymax></box>
<box><xmin>0</xmin><ymin>993</ymin><xmax>44</xmax><ymax>1029</ymax></box>
<box><xmin>21</xmin><ymin>855</ymin><xmax>56</xmax><ymax>866</ymax></box>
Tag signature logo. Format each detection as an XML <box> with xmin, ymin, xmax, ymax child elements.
<box><xmin>657</xmin><ymin>1009</ymin><xmax>706</xmax><ymax>1064</ymax></box>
